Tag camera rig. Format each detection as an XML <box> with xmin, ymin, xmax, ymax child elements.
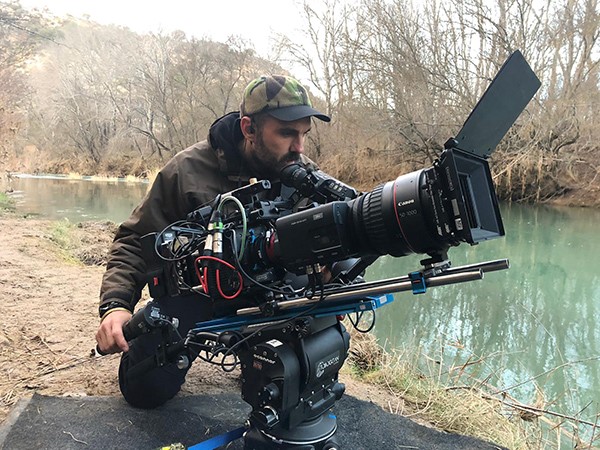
<box><xmin>124</xmin><ymin>51</ymin><xmax>540</xmax><ymax>450</ymax></box>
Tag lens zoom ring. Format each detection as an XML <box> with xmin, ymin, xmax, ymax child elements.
<box><xmin>361</xmin><ymin>184</ymin><xmax>389</xmax><ymax>254</ymax></box>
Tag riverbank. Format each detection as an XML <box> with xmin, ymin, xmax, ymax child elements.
<box><xmin>0</xmin><ymin>216</ymin><xmax>247</xmax><ymax>420</ymax></box>
<box><xmin>0</xmin><ymin>214</ymin><xmax>586</xmax><ymax>449</ymax></box>
<box><xmin>3</xmin><ymin>163</ymin><xmax>600</xmax><ymax>209</ymax></box>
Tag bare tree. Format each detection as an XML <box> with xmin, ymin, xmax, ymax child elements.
<box><xmin>22</xmin><ymin>17</ymin><xmax>282</xmax><ymax>173</ymax></box>
<box><xmin>279</xmin><ymin>0</ymin><xmax>599</xmax><ymax>202</ymax></box>
<box><xmin>127</xmin><ymin>32</ymin><xmax>255</xmax><ymax>159</ymax></box>
<box><xmin>0</xmin><ymin>0</ymin><xmax>48</xmax><ymax>165</ymax></box>
<box><xmin>29</xmin><ymin>22</ymin><xmax>139</xmax><ymax>168</ymax></box>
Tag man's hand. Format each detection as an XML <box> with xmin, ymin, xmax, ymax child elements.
<box><xmin>96</xmin><ymin>310</ymin><xmax>132</xmax><ymax>354</ymax></box>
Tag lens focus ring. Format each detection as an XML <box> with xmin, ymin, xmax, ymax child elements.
<box><xmin>359</xmin><ymin>184</ymin><xmax>390</xmax><ymax>255</ymax></box>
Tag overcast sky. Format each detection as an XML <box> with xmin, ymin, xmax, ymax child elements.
<box><xmin>19</xmin><ymin>0</ymin><xmax>306</xmax><ymax>59</ymax></box>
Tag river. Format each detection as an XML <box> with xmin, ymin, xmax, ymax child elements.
<box><xmin>369</xmin><ymin>204</ymin><xmax>600</xmax><ymax>432</ymax></box>
<box><xmin>5</xmin><ymin>175</ymin><xmax>600</xmax><ymax>438</ymax></box>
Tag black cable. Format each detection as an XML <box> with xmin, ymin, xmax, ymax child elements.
<box><xmin>349</xmin><ymin>310</ymin><xmax>376</xmax><ymax>333</ymax></box>
<box><xmin>0</xmin><ymin>16</ymin><xmax>76</xmax><ymax>50</ymax></box>
<box><xmin>219</xmin><ymin>351</ymin><xmax>240</xmax><ymax>372</ymax></box>
<box><xmin>154</xmin><ymin>220</ymin><xmax>206</xmax><ymax>261</ymax></box>
<box><xmin>227</xmin><ymin>231</ymin><xmax>303</xmax><ymax>297</ymax></box>
<box><xmin>306</xmin><ymin>267</ymin><xmax>316</xmax><ymax>299</ymax></box>
<box><xmin>190</xmin><ymin>344</ymin><xmax>239</xmax><ymax>371</ymax></box>
<box><xmin>232</xmin><ymin>262</ymin><xmax>329</xmax><ymax>357</ymax></box>
<box><xmin>185</xmin><ymin>330</ymin><xmax>243</xmax><ymax>371</ymax></box>
<box><xmin>150</xmin><ymin>317</ymin><xmax>184</xmax><ymax>341</ymax></box>
<box><xmin>220</xmin><ymin>276</ymin><xmax>328</xmax><ymax>362</ymax></box>
<box><xmin>157</xmin><ymin>220</ymin><xmax>338</xmax><ymax>369</ymax></box>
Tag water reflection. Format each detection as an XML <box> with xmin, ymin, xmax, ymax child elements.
<box><xmin>370</xmin><ymin>203</ymin><xmax>600</xmax><ymax>424</ymax></box>
<box><xmin>7</xmin><ymin>176</ymin><xmax>148</xmax><ymax>223</ymax></box>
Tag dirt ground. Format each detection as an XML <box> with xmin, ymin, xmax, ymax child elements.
<box><xmin>0</xmin><ymin>216</ymin><xmax>398</xmax><ymax>425</ymax></box>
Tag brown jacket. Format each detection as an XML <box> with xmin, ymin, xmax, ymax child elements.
<box><xmin>99</xmin><ymin>112</ymin><xmax>313</xmax><ymax>314</ymax></box>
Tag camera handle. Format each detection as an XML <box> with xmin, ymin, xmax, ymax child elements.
<box><xmin>103</xmin><ymin>301</ymin><xmax>192</xmax><ymax>380</ymax></box>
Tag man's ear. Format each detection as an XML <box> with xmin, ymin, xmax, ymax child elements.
<box><xmin>240</xmin><ymin>116</ymin><xmax>255</xmax><ymax>138</ymax></box>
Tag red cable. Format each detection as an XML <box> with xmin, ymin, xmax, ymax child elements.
<box><xmin>193</xmin><ymin>259</ymin><xmax>209</xmax><ymax>294</ymax></box>
<box><xmin>195</xmin><ymin>256</ymin><xmax>243</xmax><ymax>300</ymax></box>
<box><xmin>216</xmin><ymin>269</ymin><xmax>243</xmax><ymax>299</ymax></box>
<box><xmin>202</xmin><ymin>266</ymin><xmax>208</xmax><ymax>293</ymax></box>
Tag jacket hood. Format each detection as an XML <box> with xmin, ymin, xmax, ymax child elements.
<box><xmin>208</xmin><ymin>111</ymin><xmax>245</xmax><ymax>177</ymax></box>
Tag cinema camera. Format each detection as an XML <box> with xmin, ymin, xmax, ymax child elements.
<box><xmin>124</xmin><ymin>51</ymin><xmax>540</xmax><ymax>449</ymax></box>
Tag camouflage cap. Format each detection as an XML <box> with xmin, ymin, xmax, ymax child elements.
<box><xmin>240</xmin><ymin>75</ymin><xmax>330</xmax><ymax>122</ymax></box>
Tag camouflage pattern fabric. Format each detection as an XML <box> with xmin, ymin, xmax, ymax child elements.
<box><xmin>240</xmin><ymin>75</ymin><xmax>312</xmax><ymax>116</ymax></box>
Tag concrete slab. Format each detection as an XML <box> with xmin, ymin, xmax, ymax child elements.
<box><xmin>0</xmin><ymin>393</ymin><xmax>506</xmax><ymax>449</ymax></box>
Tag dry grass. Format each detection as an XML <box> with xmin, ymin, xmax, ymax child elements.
<box><xmin>346</xmin><ymin>329</ymin><xmax>527</xmax><ymax>448</ymax></box>
<box><xmin>318</xmin><ymin>147</ymin><xmax>413</xmax><ymax>191</ymax></box>
<box><xmin>48</xmin><ymin>219</ymin><xmax>117</xmax><ymax>266</ymax></box>
<box><xmin>344</xmin><ymin>325</ymin><xmax>599</xmax><ymax>449</ymax></box>
<box><xmin>145</xmin><ymin>167</ymin><xmax>160</xmax><ymax>187</ymax></box>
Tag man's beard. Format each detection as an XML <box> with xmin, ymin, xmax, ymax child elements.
<box><xmin>249</xmin><ymin>135</ymin><xmax>301</xmax><ymax>179</ymax></box>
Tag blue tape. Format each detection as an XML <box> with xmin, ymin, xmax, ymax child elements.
<box><xmin>187</xmin><ymin>426</ymin><xmax>245</xmax><ymax>450</ymax></box>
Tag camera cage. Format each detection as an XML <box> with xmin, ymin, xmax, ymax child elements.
<box><xmin>128</xmin><ymin>51</ymin><xmax>540</xmax><ymax>449</ymax></box>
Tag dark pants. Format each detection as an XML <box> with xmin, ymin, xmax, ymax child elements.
<box><xmin>118</xmin><ymin>295</ymin><xmax>213</xmax><ymax>409</ymax></box>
